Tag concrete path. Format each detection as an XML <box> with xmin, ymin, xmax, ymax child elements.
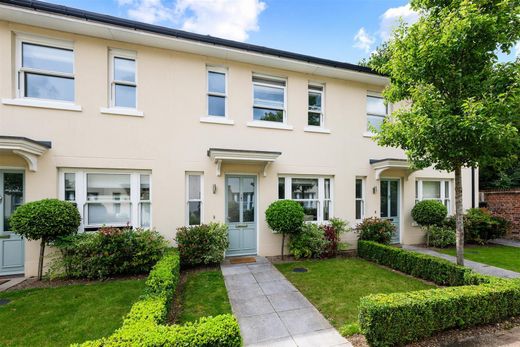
<box><xmin>402</xmin><ymin>245</ymin><xmax>520</xmax><ymax>279</ymax></box>
<box><xmin>221</xmin><ymin>257</ymin><xmax>351</xmax><ymax>347</ymax></box>
<box><xmin>0</xmin><ymin>276</ymin><xmax>25</xmax><ymax>292</ymax></box>
<box><xmin>490</xmin><ymin>238</ymin><xmax>520</xmax><ymax>248</ymax></box>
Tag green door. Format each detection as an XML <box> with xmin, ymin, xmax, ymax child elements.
<box><xmin>0</xmin><ymin>171</ymin><xmax>25</xmax><ymax>276</ymax></box>
<box><xmin>225</xmin><ymin>176</ymin><xmax>257</xmax><ymax>256</ymax></box>
<box><xmin>380</xmin><ymin>179</ymin><xmax>400</xmax><ymax>244</ymax></box>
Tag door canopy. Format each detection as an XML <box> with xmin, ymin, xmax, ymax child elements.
<box><xmin>0</xmin><ymin>136</ymin><xmax>51</xmax><ymax>172</ymax></box>
<box><xmin>207</xmin><ymin>148</ymin><xmax>281</xmax><ymax>177</ymax></box>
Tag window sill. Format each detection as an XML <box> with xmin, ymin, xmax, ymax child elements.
<box><xmin>304</xmin><ymin>126</ymin><xmax>331</xmax><ymax>134</ymax></box>
<box><xmin>247</xmin><ymin>121</ymin><xmax>293</xmax><ymax>131</ymax></box>
<box><xmin>1</xmin><ymin>98</ymin><xmax>82</xmax><ymax>111</ymax></box>
<box><xmin>200</xmin><ymin>116</ymin><xmax>234</xmax><ymax>125</ymax></box>
<box><xmin>363</xmin><ymin>131</ymin><xmax>375</xmax><ymax>138</ymax></box>
<box><xmin>100</xmin><ymin>107</ymin><xmax>144</xmax><ymax>117</ymax></box>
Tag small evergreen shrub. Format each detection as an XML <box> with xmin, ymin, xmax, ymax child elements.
<box><xmin>444</xmin><ymin>208</ymin><xmax>511</xmax><ymax>243</ymax></box>
<box><xmin>289</xmin><ymin>223</ymin><xmax>328</xmax><ymax>259</ymax></box>
<box><xmin>428</xmin><ymin>226</ymin><xmax>456</xmax><ymax>248</ymax></box>
<box><xmin>265</xmin><ymin>200</ymin><xmax>305</xmax><ymax>259</ymax></box>
<box><xmin>411</xmin><ymin>200</ymin><xmax>447</xmax><ymax>227</ymax></box>
<box><xmin>356</xmin><ymin>217</ymin><xmax>395</xmax><ymax>244</ymax></box>
<box><xmin>175</xmin><ymin>222</ymin><xmax>229</xmax><ymax>267</ymax></box>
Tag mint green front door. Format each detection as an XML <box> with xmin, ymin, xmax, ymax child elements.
<box><xmin>225</xmin><ymin>176</ymin><xmax>257</xmax><ymax>256</ymax></box>
<box><xmin>0</xmin><ymin>171</ymin><xmax>25</xmax><ymax>276</ymax></box>
<box><xmin>380</xmin><ymin>179</ymin><xmax>400</xmax><ymax>244</ymax></box>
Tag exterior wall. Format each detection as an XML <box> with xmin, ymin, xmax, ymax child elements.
<box><xmin>482</xmin><ymin>189</ymin><xmax>520</xmax><ymax>239</ymax></box>
<box><xmin>0</xmin><ymin>21</ymin><xmax>477</xmax><ymax>276</ymax></box>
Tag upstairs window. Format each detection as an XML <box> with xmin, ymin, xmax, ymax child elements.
<box><xmin>110</xmin><ymin>50</ymin><xmax>137</xmax><ymax>108</ymax></box>
<box><xmin>18</xmin><ymin>38</ymin><xmax>75</xmax><ymax>102</ymax></box>
<box><xmin>253</xmin><ymin>75</ymin><xmax>286</xmax><ymax>123</ymax></box>
<box><xmin>366</xmin><ymin>93</ymin><xmax>387</xmax><ymax>132</ymax></box>
<box><xmin>207</xmin><ymin>67</ymin><xmax>227</xmax><ymax>117</ymax></box>
<box><xmin>308</xmin><ymin>84</ymin><xmax>324</xmax><ymax>127</ymax></box>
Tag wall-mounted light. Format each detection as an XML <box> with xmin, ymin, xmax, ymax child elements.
<box><xmin>372</xmin><ymin>186</ymin><xmax>378</xmax><ymax>194</ymax></box>
<box><xmin>212</xmin><ymin>184</ymin><xmax>217</xmax><ymax>194</ymax></box>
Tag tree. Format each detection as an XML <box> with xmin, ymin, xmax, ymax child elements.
<box><xmin>10</xmin><ymin>199</ymin><xmax>81</xmax><ymax>280</ymax></box>
<box><xmin>368</xmin><ymin>0</ymin><xmax>520</xmax><ymax>265</ymax></box>
<box><xmin>265</xmin><ymin>200</ymin><xmax>304</xmax><ymax>260</ymax></box>
<box><xmin>411</xmin><ymin>200</ymin><xmax>448</xmax><ymax>246</ymax></box>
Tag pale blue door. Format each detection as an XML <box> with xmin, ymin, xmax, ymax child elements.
<box><xmin>0</xmin><ymin>172</ymin><xmax>25</xmax><ymax>276</ymax></box>
<box><xmin>380</xmin><ymin>179</ymin><xmax>400</xmax><ymax>244</ymax></box>
<box><xmin>225</xmin><ymin>176</ymin><xmax>257</xmax><ymax>256</ymax></box>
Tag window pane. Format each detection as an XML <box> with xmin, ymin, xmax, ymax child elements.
<box><xmin>115</xmin><ymin>84</ymin><xmax>136</xmax><ymax>108</ymax></box>
<box><xmin>444</xmin><ymin>181</ymin><xmax>450</xmax><ymax>198</ymax></box>
<box><xmin>22</xmin><ymin>43</ymin><xmax>73</xmax><ymax>73</ymax></box>
<box><xmin>188</xmin><ymin>175</ymin><xmax>201</xmax><ymax>200</ymax></box>
<box><xmin>208</xmin><ymin>71</ymin><xmax>225</xmax><ymax>94</ymax></box>
<box><xmin>25</xmin><ymin>73</ymin><xmax>74</xmax><ymax>101</ymax></box>
<box><xmin>423</xmin><ymin>181</ymin><xmax>441</xmax><ymax>199</ymax></box>
<box><xmin>188</xmin><ymin>201</ymin><xmax>201</xmax><ymax>225</ymax></box>
<box><xmin>291</xmin><ymin>178</ymin><xmax>318</xmax><ymax>200</ymax></box>
<box><xmin>141</xmin><ymin>202</ymin><xmax>151</xmax><ymax>227</ymax></box>
<box><xmin>4</xmin><ymin>173</ymin><xmax>24</xmax><ymax>231</ymax></box>
<box><xmin>278</xmin><ymin>178</ymin><xmax>285</xmax><ymax>199</ymax></box>
<box><xmin>65</xmin><ymin>173</ymin><xmax>76</xmax><ymax>201</ymax></box>
<box><xmin>242</xmin><ymin>178</ymin><xmax>255</xmax><ymax>223</ymax></box>
<box><xmin>114</xmin><ymin>57</ymin><xmax>135</xmax><ymax>82</ymax></box>
<box><xmin>356</xmin><ymin>200</ymin><xmax>363</xmax><ymax>220</ymax></box>
<box><xmin>297</xmin><ymin>201</ymin><xmax>318</xmax><ymax>221</ymax></box>
<box><xmin>87</xmin><ymin>202</ymin><xmax>131</xmax><ymax>225</ymax></box>
<box><xmin>356</xmin><ymin>179</ymin><xmax>363</xmax><ymax>199</ymax></box>
<box><xmin>253</xmin><ymin>107</ymin><xmax>283</xmax><ymax>122</ymax></box>
<box><xmin>308</xmin><ymin>112</ymin><xmax>321</xmax><ymax>126</ymax></box>
<box><xmin>324</xmin><ymin>179</ymin><xmax>331</xmax><ymax>199</ymax></box>
<box><xmin>323</xmin><ymin>200</ymin><xmax>330</xmax><ymax>221</ymax></box>
<box><xmin>367</xmin><ymin>96</ymin><xmax>386</xmax><ymax>116</ymax></box>
<box><xmin>308</xmin><ymin>91</ymin><xmax>322</xmax><ymax>111</ymax></box>
<box><xmin>367</xmin><ymin>115</ymin><xmax>385</xmax><ymax>132</ymax></box>
<box><xmin>87</xmin><ymin>174</ymin><xmax>131</xmax><ymax>201</ymax></box>
<box><xmin>226</xmin><ymin>177</ymin><xmax>240</xmax><ymax>223</ymax></box>
<box><xmin>208</xmin><ymin>95</ymin><xmax>225</xmax><ymax>117</ymax></box>
<box><xmin>140</xmin><ymin>175</ymin><xmax>150</xmax><ymax>201</ymax></box>
<box><xmin>253</xmin><ymin>84</ymin><xmax>284</xmax><ymax>109</ymax></box>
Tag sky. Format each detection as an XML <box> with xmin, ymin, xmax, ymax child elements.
<box><xmin>46</xmin><ymin>0</ymin><xmax>518</xmax><ymax>65</ymax></box>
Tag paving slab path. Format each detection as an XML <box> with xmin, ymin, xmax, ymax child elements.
<box><xmin>221</xmin><ymin>256</ymin><xmax>351</xmax><ymax>347</ymax></box>
<box><xmin>0</xmin><ymin>276</ymin><xmax>25</xmax><ymax>292</ymax></box>
<box><xmin>490</xmin><ymin>238</ymin><xmax>520</xmax><ymax>248</ymax></box>
<box><xmin>402</xmin><ymin>245</ymin><xmax>520</xmax><ymax>279</ymax></box>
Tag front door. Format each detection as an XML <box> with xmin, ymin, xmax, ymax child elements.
<box><xmin>380</xmin><ymin>179</ymin><xmax>400</xmax><ymax>244</ymax></box>
<box><xmin>0</xmin><ymin>171</ymin><xmax>25</xmax><ymax>275</ymax></box>
<box><xmin>225</xmin><ymin>175</ymin><xmax>257</xmax><ymax>256</ymax></box>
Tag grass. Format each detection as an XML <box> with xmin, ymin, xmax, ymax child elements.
<box><xmin>275</xmin><ymin>258</ymin><xmax>434</xmax><ymax>329</ymax></box>
<box><xmin>178</xmin><ymin>268</ymin><xmax>231</xmax><ymax>323</ymax></box>
<box><xmin>438</xmin><ymin>244</ymin><xmax>520</xmax><ymax>272</ymax></box>
<box><xmin>0</xmin><ymin>278</ymin><xmax>145</xmax><ymax>347</ymax></box>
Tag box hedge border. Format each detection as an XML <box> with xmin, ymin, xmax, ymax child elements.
<box><xmin>73</xmin><ymin>249</ymin><xmax>241</xmax><ymax>347</ymax></box>
<box><xmin>357</xmin><ymin>241</ymin><xmax>519</xmax><ymax>347</ymax></box>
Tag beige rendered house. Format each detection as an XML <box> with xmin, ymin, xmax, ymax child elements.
<box><xmin>0</xmin><ymin>1</ymin><xmax>478</xmax><ymax>277</ymax></box>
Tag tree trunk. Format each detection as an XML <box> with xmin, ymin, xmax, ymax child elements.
<box><xmin>281</xmin><ymin>233</ymin><xmax>285</xmax><ymax>260</ymax></box>
<box><xmin>455</xmin><ymin>166</ymin><xmax>464</xmax><ymax>266</ymax></box>
<box><xmin>38</xmin><ymin>239</ymin><xmax>46</xmax><ymax>281</ymax></box>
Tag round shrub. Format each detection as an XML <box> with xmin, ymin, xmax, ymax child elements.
<box><xmin>411</xmin><ymin>200</ymin><xmax>448</xmax><ymax>227</ymax></box>
<box><xmin>356</xmin><ymin>217</ymin><xmax>395</xmax><ymax>244</ymax></box>
<box><xmin>428</xmin><ymin>226</ymin><xmax>456</xmax><ymax>248</ymax></box>
<box><xmin>265</xmin><ymin>200</ymin><xmax>304</xmax><ymax>259</ymax></box>
<box><xmin>9</xmin><ymin>198</ymin><xmax>81</xmax><ymax>279</ymax></box>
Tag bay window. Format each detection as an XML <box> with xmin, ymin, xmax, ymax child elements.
<box><xmin>415</xmin><ymin>179</ymin><xmax>452</xmax><ymax>213</ymax></box>
<box><xmin>253</xmin><ymin>75</ymin><xmax>286</xmax><ymax>123</ymax></box>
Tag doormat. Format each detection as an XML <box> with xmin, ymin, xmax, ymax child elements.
<box><xmin>230</xmin><ymin>257</ymin><xmax>256</xmax><ymax>264</ymax></box>
<box><xmin>0</xmin><ymin>279</ymin><xmax>8</xmax><ymax>286</ymax></box>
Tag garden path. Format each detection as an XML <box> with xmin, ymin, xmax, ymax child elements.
<box><xmin>490</xmin><ymin>238</ymin><xmax>520</xmax><ymax>248</ymax></box>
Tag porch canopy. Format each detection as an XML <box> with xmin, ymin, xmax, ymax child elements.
<box><xmin>370</xmin><ymin>158</ymin><xmax>416</xmax><ymax>180</ymax></box>
<box><xmin>0</xmin><ymin>136</ymin><xmax>51</xmax><ymax>172</ymax></box>
<box><xmin>207</xmin><ymin>148</ymin><xmax>281</xmax><ymax>177</ymax></box>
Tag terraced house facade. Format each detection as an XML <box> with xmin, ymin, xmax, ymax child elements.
<box><xmin>0</xmin><ymin>0</ymin><xmax>478</xmax><ymax>277</ymax></box>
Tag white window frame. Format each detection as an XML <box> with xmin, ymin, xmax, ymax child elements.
<box><xmin>206</xmin><ymin>66</ymin><xmax>228</xmax><ymax>118</ymax></box>
<box><xmin>415</xmin><ymin>179</ymin><xmax>452</xmax><ymax>213</ymax></box>
<box><xmin>139</xmin><ymin>174</ymin><xmax>152</xmax><ymax>228</ymax></box>
<box><xmin>307</xmin><ymin>83</ymin><xmax>325</xmax><ymax>128</ymax></box>
<box><xmin>15</xmin><ymin>33</ymin><xmax>75</xmax><ymax>103</ymax></box>
<box><xmin>252</xmin><ymin>73</ymin><xmax>287</xmax><ymax>124</ymax></box>
<box><xmin>355</xmin><ymin>177</ymin><xmax>365</xmax><ymax>221</ymax></box>
<box><xmin>58</xmin><ymin>169</ymin><xmax>152</xmax><ymax>231</ymax></box>
<box><xmin>185</xmin><ymin>172</ymin><xmax>204</xmax><ymax>226</ymax></box>
<box><xmin>365</xmin><ymin>91</ymin><xmax>389</xmax><ymax>135</ymax></box>
<box><xmin>278</xmin><ymin>176</ymin><xmax>333</xmax><ymax>223</ymax></box>
<box><xmin>108</xmin><ymin>48</ymin><xmax>137</xmax><ymax>110</ymax></box>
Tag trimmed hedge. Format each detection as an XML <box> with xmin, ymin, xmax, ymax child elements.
<box><xmin>74</xmin><ymin>249</ymin><xmax>241</xmax><ymax>347</ymax></box>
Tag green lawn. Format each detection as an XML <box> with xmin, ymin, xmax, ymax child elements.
<box><xmin>178</xmin><ymin>268</ymin><xmax>231</xmax><ymax>323</ymax></box>
<box><xmin>0</xmin><ymin>279</ymin><xmax>145</xmax><ymax>347</ymax></box>
<box><xmin>275</xmin><ymin>258</ymin><xmax>434</xmax><ymax>329</ymax></box>
<box><xmin>438</xmin><ymin>244</ymin><xmax>520</xmax><ymax>272</ymax></box>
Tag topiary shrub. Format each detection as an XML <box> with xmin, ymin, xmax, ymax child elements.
<box><xmin>289</xmin><ymin>223</ymin><xmax>327</xmax><ymax>259</ymax></box>
<box><xmin>356</xmin><ymin>217</ymin><xmax>395</xmax><ymax>245</ymax></box>
<box><xmin>411</xmin><ymin>200</ymin><xmax>448</xmax><ymax>246</ymax></box>
<box><xmin>265</xmin><ymin>200</ymin><xmax>304</xmax><ymax>259</ymax></box>
<box><xmin>175</xmin><ymin>222</ymin><xmax>229</xmax><ymax>267</ymax></box>
<box><xmin>9</xmin><ymin>199</ymin><xmax>81</xmax><ymax>280</ymax></box>
<box><xmin>428</xmin><ymin>226</ymin><xmax>456</xmax><ymax>248</ymax></box>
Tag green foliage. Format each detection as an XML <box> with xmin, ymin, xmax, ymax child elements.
<box><xmin>9</xmin><ymin>199</ymin><xmax>80</xmax><ymax>242</ymax></box>
<box><xmin>411</xmin><ymin>200</ymin><xmax>447</xmax><ymax>226</ymax></box>
<box><xmin>51</xmin><ymin>227</ymin><xmax>168</xmax><ymax>279</ymax></box>
<box><xmin>428</xmin><ymin>226</ymin><xmax>456</xmax><ymax>248</ymax></box>
<box><xmin>340</xmin><ymin>323</ymin><xmax>361</xmax><ymax>337</ymax></box>
<box><xmin>265</xmin><ymin>200</ymin><xmax>305</xmax><ymax>235</ymax></box>
<box><xmin>175</xmin><ymin>223</ymin><xmax>229</xmax><ymax>267</ymax></box>
<box><xmin>356</xmin><ymin>217</ymin><xmax>395</xmax><ymax>245</ymax></box>
<box><xmin>444</xmin><ymin>208</ymin><xmax>510</xmax><ymax>243</ymax></box>
<box><xmin>289</xmin><ymin>223</ymin><xmax>328</xmax><ymax>259</ymax></box>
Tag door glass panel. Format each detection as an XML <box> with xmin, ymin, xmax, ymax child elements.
<box><xmin>227</xmin><ymin>177</ymin><xmax>240</xmax><ymax>223</ymax></box>
<box><xmin>380</xmin><ymin>180</ymin><xmax>388</xmax><ymax>218</ymax></box>
<box><xmin>242</xmin><ymin>178</ymin><xmax>255</xmax><ymax>223</ymax></box>
<box><xmin>3</xmin><ymin>173</ymin><xmax>23</xmax><ymax>231</ymax></box>
<box><xmin>390</xmin><ymin>181</ymin><xmax>398</xmax><ymax>217</ymax></box>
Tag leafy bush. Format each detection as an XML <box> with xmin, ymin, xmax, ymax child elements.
<box><xmin>323</xmin><ymin>218</ymin><xmax>350</xmax><ymax>257</ymax></box>
<box><xmin>175</xmin><ymin>222</ymin><xmax>229</xmax><ymax>267</ymax></box>
<box><xmin>266</xmin><ymin>200</ymin><xmax>305</xmax><ymax>259</ymax></box>
<box><xmin>9</xmin><ymin>198</ymin><xmax>81</xmax><ymax>280</ymax></box>
<box><xmin>52</xmin><ymin>227</ymin><xmax>168</xmax><ymax>279</ymax></box>
<box><xmin>429</xmin><ymin>226</ymin><xmax>456</xmax><ymax>248</ymax></box>
<box><xmin>289</xmin><ymin>223</ymin><xmax>327</xmax><ymax>259</ymax></box>
<box><xmin>444</xmin><ymin>208</ymin><xmax>511</xmax><ymax>243</ymax></box>
<box><xmin>356</xmin><ymin>217</ymin><xmax>395</xmax><ymax>245</ymax></box>
<box><xmin>411</xmin><ymin>200</ymin><xmax>447</xmax><ymax>226</ymax></box>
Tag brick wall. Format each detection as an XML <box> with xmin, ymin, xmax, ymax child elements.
<box><xmin>481</xmin><ymin>189</ymin><xmax>520</xmax><ymax>238</ymax></box>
